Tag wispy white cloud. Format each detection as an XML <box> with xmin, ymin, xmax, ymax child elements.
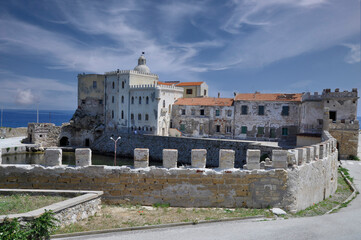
<box><xmin>15</xmin><ymin>89</ymin><xmax>37</xmax><ymax>105</ymax></box>
<box><xmin>343</xmin><ymin>43</ymin><xmax>360</xmax><ymax>64</ymax></box>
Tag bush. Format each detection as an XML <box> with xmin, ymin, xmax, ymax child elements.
<box><xmin>349</xmin><ymin>155</ymin><xmax>360</xmax><ymax>161</ymax></box>
<box><xmin>0</xmin><ymin>210</ymin><xmax>58</xmax><ymax>240</ymax></box>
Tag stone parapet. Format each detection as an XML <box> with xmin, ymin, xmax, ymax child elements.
<box><xmin>75</xmin><ymin>148</ymin><xmax>92</xmax><ymax>167</ymax></box>
<box><xmin>191</xmin><ymin>149</ymin><xmax>207</xmax><ymax>168</ymax></box>
<box><xmin>163</xmin><ymin>149</ymin><xmax>178</xmax><ymax>168</ymax></box>
<box><xmin>246</xmin><ymin>150</ymin><xmax>260</xmax><ymax>170</ymax></box>
<box><xmin>219</xmin><ymin>149</ymin><xmax>235</xmax><ymax>169</ymax></box>
<box><xmin>134</xmin><ymin>148</ymin><xmax>149</xmax><ymax>168</ymax></box>
<box><xmin>44</xmin><ymin>148</ymin><xmax>62</xmax><ymax>166</ymax></box>
<box><xmin>272</xmin><ymin>150</ymin><xmax>288</xmax><ymax>169</ymax></box>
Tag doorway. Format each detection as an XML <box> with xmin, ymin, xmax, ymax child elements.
<box><xmin>329</xmin><ymin>111</ymin><xmax>337</xmax><ymax>122</ymax></box>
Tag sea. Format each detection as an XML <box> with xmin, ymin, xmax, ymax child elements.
<box><xmin>1</xmin><ymin>109</ymin><xmax>361</xmax><ymax>129</ymax></box>
<box><xmin>0</xmin><ymin>109</ymin><xmax>75</xmax><ymax>128</ymax></box>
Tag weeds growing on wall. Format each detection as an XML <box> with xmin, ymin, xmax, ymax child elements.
<box><xmin>0</xmin><ymin>210</ymin><xmax>58</xmax><ymax>240</ymax></box>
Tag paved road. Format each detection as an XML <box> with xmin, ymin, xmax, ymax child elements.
<box><xmin>57</xmin><ymin>160</ymin><xmax>361</xmax><ymax>240</ymax></box>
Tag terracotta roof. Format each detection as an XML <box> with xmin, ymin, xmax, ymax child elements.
<box><xmin>235</xmin><ymin>93</ymin><xmax>302</xmax><ymax>102</ymax></box>
<box><xmin>174</xmin><ymin>97</ymin><xmax>233</xmax><ymax>106</ymax></box>
<box><xmin>157</xmin><ymin>81</ymin><xmax>174</xmax><ymax>86</ymax></box>
<box><xmin>176</xmin><ymin>82</ymin><xmax>204</xmax><ymax>86</ymax></box>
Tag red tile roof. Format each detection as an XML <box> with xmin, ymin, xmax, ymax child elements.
<box><xmin>174</xmin><ymin>97</ymin><xmax>233</xmax><ymax>106</ymax></box>
<box><xmin>235</xmin><ymin>93</ymin><xmax>302</xmax><ymax>102</ymax></box>
<box><xmin>176</xmin><ymin>82</ymin><xmax>204</xmax><ymax>86</ymax></box>
<box><xmin>157</xmin><ymin>81</ymin><xmax>174</xmax><ymax>86</ymax></box>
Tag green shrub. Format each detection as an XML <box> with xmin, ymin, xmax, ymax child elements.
<box><xmin>349</xmin><ymin>155</ymin><xmax>360</xmax><ymax>161</ymax></box>
<box><xmin>0</xmin><ymin>210</ymin><xmax>58</xmax><ymax>240</ymax></box>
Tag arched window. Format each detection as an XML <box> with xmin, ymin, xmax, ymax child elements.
<box><xmin>121</xmin><ymin>96</ymin><xmax>124</xmax><ymax>103</ymax></box>
<box><xmin>138</xmin><ymin>114</ymin><xmax>142</xmax><ymax>120</ymax></box>
<box><xmin>145</xmin><ymin>114</ymin><xmax>149</xmax><ymax>121</ymax></box>
<box><xmin>146</xmin><ymin>96</ymin><xmax>149</xmax><ymax>104</ymax></box>
<box><xmin>131</xmin><ymin>97</ymin><xmax>134</xmax><ymax>104</ymax></box>
<box><xmin>131</xmin><ymin>126</ymin><xmax>133</xmax><ymax>131</ymax></box>
<box><xmin>138</xmin><ymin>127</ymin><xmax>141</xmax><ymax>130</ymax></box>
<box><xmin>122</xmin><ymin>81</ymin><xmax>125</xmax><ymax>89</ymax></box>
<box><xmin>150</xmin><ymin>127</ymin><xmax>153</xmax><ymax>131</ymax></box>
<box><xmin>112</xmin><ymin>110</ymin><xmax>114</xmax><ymax>119</ymax></box>
<box><xmin>146</xmin><ymin>127</ymin><xmax>148</xmax><ymax>131</ymax></box>
<box><xmin>131</xmin><ymin>114</ymin><xmax>134</xmax><ymax>120</ymax></box>
<box><xmin>112</xmin><ymin>82</ymin><xmax>115</xmax><ymax>89</ymax></box>
<box><xmin>121</xmin><ymin>111</ymin><xmax>124</xmax><ymax>119</ymax></box>
<box><xmin>163</xmin><ymin>100</ymin><xmax>165</xmax><ymax>108</ymax></box>
<box><xmin>139</xmin><ymin>97</ymin><xmax>142</xmax><ymax>104</ymax></box>
<box><xmin>112</xmin><ymin>96</ymin><xmax>114</xmax><ymax>103</ymax></box>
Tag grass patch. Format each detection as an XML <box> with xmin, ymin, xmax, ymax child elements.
<box><xmin>339</xmin><ymin>166</ymin><xmax>354</xmax><ymax>183</ymax></box>
<box><xmin>293</xmin><ymin>171</ymin><xmax>352</xmax><ymax>217</ymax></box>
<box><xmin>55</xmin><ymin>205</ymin><xmax>271</xmax><ymax>234</ymax></box>
<box><xmin>0</xmin><ymin>194</ymin><xmax>68</xmax><ymax>215</ymax></box>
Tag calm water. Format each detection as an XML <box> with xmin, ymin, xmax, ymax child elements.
<box><xmin>0</xmin><ymin>109</ymin><xmax>74</xmax><ymax>128</ymax></box>
<box><xmin>1</xmin><ymin>152</ymin><xmax>139</xmax><ymax>166</ymax></box>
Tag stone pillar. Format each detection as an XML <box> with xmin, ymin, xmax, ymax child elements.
<box><xmin>272</xmin><ymin>150</ymin><xmax>288</xmax><ymax>169</ymax></box>
<box><xmin>288</xmin><ymin>149</ymin><xmax>298</xmax><ymax>166</ymax></box>
<box><xmin>296</xmin><ymin>148</ymin><xmax>306</xmax><ymax>165</ymax></box>
<box><xmin>191</xmin><ymin>149</ymin><xmax>207</xmax><ymax>168</ymax></box>
<box><xmin>134</xmin><ymin>148</ymin><xmax>149</xmax><ymax>168</ymax></box>
<box><xmin>323</xmin><ymin>107</ymin><xmax>330</xmax><ymax>131</ymax></box>
<box><xmin>219</xmin><ymin>149</ymin><xmax>235</xmax><ymax>169</ymax></box>
<box><xmin>163</xmin><ymin>149</ymin><xmax>178</xmax><ymax>168</ymax></box>
<box><xmin>312</xmin><ymin>145</ymin><xmax>319</xmax><ymax>160</ymax></box>
<box><xmin>306</xmin><ymin>147</ymin><xmax>314</xmax><ymax>163</ymax></box>
<box><xmin>44</xmin><ymin>148</ymin><xmax>62</xmax><ymax>166</ymax></box>
<box><xmin>327</xmin><ymin>142</ymin><xmax>331</xmax><ymax>155</ymax></box>
<box><xmin>319</xmin><ymin>144</ymin><xmax>325</xmax><ymax>159</ymax></box>
<box><xmin>246</xmin><ymin>149</ymin><xmax>260</xmax><ymax>170</ymax></box>
<box><xmin>75</xmin><ymin>148</ymin><xmax>92</xmax><ymax>167</ymax></box>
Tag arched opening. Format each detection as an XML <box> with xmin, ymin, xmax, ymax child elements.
<box><xmin>85</xmin><ymin>138</ymin><xmax>90</xmax><ymax>147</ymax></box>
<box><xmin>59</xmin><ymin>137</ymin><xmax>69</xmax><ymax>147</ymax></box>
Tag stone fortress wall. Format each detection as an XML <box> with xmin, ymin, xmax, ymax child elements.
<box><xmin>0</xmin><ymin>131</ymin><xmax>338</xmax><ymax>212</ymax></box>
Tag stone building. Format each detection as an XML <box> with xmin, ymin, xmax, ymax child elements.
<box><xmin>171</xmin><ymin>98</ymin><xmax>234</xmax><ymax>138</ymax></box>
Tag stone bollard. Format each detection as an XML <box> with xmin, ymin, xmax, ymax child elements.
<box><xmin>312</xmin><ymin>145</ymin><xmax>319</xmax><ymax>160</ymax></box>
<box><xmin>191</xmin><ymin>149</ymin><xmax>207</xmax><ymax>168</ymax></box>
<box><xmin>246</xmin><ymin>149</ymin><xmax>260</xmax><ymax>170</ymax></box>
<box><xmin>296</xmin><ymin>148</ymin><xmax>306</xmax><ymax>166</ymax></box>
<box><xmin>306</xmin><ymin>147</ymin><xmax>314</xmax><ymax>163</ymax></box>
<box><xmin>134</xmin><ymin>148</ymin><xmax>149</xmax><ymax>168</ymax></box>
<box><xmin>163</xmin><ymin>149</ymin><xmax>178</xmax><ymax>168</ymax></box>
<box><xmin>75</xmin><ymin>148</ymin><xmax>92</xmax><ymax>167</ymax></box>
<box><xmin>219</xmin><ymin>149</ymin><xmax>235</xmax><ymax>169</ymax></box>
<box><xmin>319</xmin><ymin>144</ymin><xmax>325</xmax><ymax>159</ymax></box>
<box><xmin>44</xmin><ymin>148</ymin><xmax>62</xmax><ymax>166</ymax></box>
<box><xmin>272</xmin><ymin>150</ymin><xmax>288</xmax><ymax>169</ymax></box>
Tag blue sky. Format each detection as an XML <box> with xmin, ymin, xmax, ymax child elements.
<box><xmin>0</xmin><ymin>0</ymin><xmax>360</xmax><ymax>115</ymax></box>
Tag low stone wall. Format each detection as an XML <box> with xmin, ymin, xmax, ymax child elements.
<box><xmin>91</xmin><ymin>133</ymin><xmax>280</xmax><ymax>167</ymax></box>
<box><xmin>0</xmin><ymin>189</ymin><xmax>103</xmax><ymax>227</ymax></box>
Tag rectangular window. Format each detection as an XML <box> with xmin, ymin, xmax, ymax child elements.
<box><xmin>138</xmin><ymin>114</ymin><xmax>142</xmax><ymax>120</ymax></box>
<box><xmin>270</xmin><ymin>128</ymin><xmax>276</xmax><ymax>138</ymax></box>
<box><xmin>258</xmin><ymin>106</ymin><xmax>264</xmax><ymax>115</ymax></box>
<box><xmin>99</xmin><ymin>100</ymin><xmax>103</xmax><ymax>104</ymax></box>
<box><xmin>216</xmin><ymin>125</ymin><xmax>221</xmax><ymax>132</ymax></box>
<box><xmin>181</xmin><ymin>109</ymin><xmax>186</xmax><ymax>115</ymax></box>
<box><xmin>226</xmin><ymin>126</ymin><xmax>231</xmax><ymax>133</ymax></box>
<box><xmin>227</xmin><ymin>110</ymin><xmax>232</xmax><ymax>117</ymax></box>
<box><xmin>257</xmin><ymin>127</ymin><xmax>264</xmax><ymax>135</ymax></box>
<box><xmin>93</xmin><ymin>81</ymin><xmax>97</xmax><ymax>88</ymax></box>
<box><xmin>186</xmin><ymin>89</ymin><xmax>193</xmax><ymax>94</ymax></box>
<box><xmin>282</xmin><ymin>127</ymin><xmax>288</xmax><ymax>136</ymax></box>
<box><xmin>241</xmin><ymin>105</ymin><xmax>248</xmax><ymax>115</ymax></box>
<box><xmin>200</xmin><ymin>109</ymin><xmax>205</xmax><ymax>116</ymax></box>
<box><xmin>180</xmin><ymin>124</ymin><xmax>185</xmax><ymax>131</ymax></box>
<box><xmin>282</xmin><ymin>106</ymin><xmax>289</xmax><ymax>116</ymax></box>
<box><xmin>215</xmin><ymin>109</ymin><xmax>220</xmax><ymax>116</ymax></box>
<box><xmin>191</xmin><ymin>109</ymin><xmax>195</xmax><ymax>115</ymax></box>
<box><xmin>241</xmin><ymin>126</ymin><xmax>247</xmax><ymax>134</ymax></box>
<box><xmin>204</xmin><ymin>89</ymin><xmax>207</xmax><ymax>96</ymax></box>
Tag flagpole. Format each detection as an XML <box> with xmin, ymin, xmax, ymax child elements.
<box><xmin>1</xmin><ymin>106</ymin><xmax>3</xmax><ymax>128</ymax></box>
<box><xmin>37</xmin><ymin>103</ymin><xmax>39</xmax><ymax>123</ymax></box>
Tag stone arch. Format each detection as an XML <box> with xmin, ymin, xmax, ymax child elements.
<box><xmin>59</xmin><ymin>136</ymin><xmax>69</xmax><ymax>147</ymax></box>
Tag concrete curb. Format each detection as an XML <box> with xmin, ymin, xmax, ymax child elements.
<box><xmin>326</xmin><ymin>167</ymin><xmax>359</xmax><ymax>214</ymax></box>
<box><xmin>51</xmin><ymin>215</ymin><xmax>266</xmax><ymax>239</ymax></box>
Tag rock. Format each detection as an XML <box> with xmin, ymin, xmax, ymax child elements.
<box><xmin>271</xmin><ymin>208</ymin><xmax>287</xmax><ymax>215</ymax></box>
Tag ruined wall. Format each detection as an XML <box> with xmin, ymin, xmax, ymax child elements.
<box><xmin>0</xmin><ymin>127</ymin><xmax>27</xmax><ymax>138</ymax></box>
<box><xmin>329</xmin><ymin>120</ymin><xmax>359</xmax><ymax>158</ymax></box>
<box><xmin>28</xmin><ymin>123</ymin><xmax>61</xmax><ymax>147</ymax></box>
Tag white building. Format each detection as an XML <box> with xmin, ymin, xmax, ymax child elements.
<box><xmin>101</xmin><ymin>54</ymin><xmax>183</xmax><ymax>136</ymax></box>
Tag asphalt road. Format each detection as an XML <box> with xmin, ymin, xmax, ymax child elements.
<box><xmin>56</xmin><ymin>160</ymin><xmax>361</xmax><ymax>240</ymax></box>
